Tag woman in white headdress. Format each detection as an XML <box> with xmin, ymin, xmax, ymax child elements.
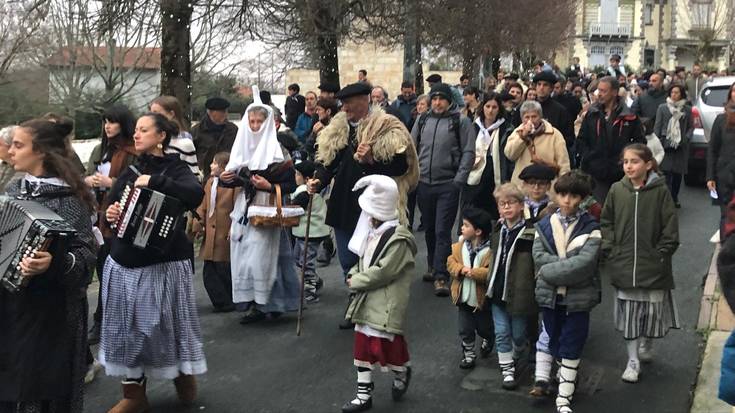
<box><xmin>220</xmin><ymin>86</ymin><xmax>301</xmax><ymax>324</ymax></box>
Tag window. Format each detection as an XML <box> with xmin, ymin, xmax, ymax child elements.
<box><xmin>591</xmin><ymin>46</ymin><xmax>606</xmax><ymax>55</ymax></box>
<box><xmin>691</xmin><ymin>0</ymin><xmax>713</xmax><ymax>29</ymax></box>
<box><xmin>610</xmin><ymin>46</ymin><xmax>624</xmax><ymax>57</ymax></box>
<box><xmin>644</xmin><ymin>3</ymin><xmax>654</xmax><ymax>25</ymax></box>
<box><xmin>644</xmin><ymin>48</ymin><xmax>655</xmax><ymax>67</ymax></box>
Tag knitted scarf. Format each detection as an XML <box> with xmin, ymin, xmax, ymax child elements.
<box><xmin>665</xmin><ymin>97</ymin><xmax>686</xmax><ymax>149</ymax></box>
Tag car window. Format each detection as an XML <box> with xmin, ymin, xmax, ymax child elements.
<box><xmin>702</xmin><ymin>86</ymin><xmax>730</xmax><ymax>107</ymax></box>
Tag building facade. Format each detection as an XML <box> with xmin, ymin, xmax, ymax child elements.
<box><xmin>565</xmin><ymin>0</ymin><xmax>731</xmax><ymax>72</ymax></box>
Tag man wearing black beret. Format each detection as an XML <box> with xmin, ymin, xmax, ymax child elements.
<box><xmin>318</xmin><ymin>82</ymin><xmax>340</xmax><ymax>99</ymax></box>
<box><xmin>309</xmin><ymin>82</ymin><xmax>419</xmax><ymax>329</ymax></box>
<box><xmin>192</xmin><ymin>96</ymin><xmax>239</xmax><ymax>178</ymax></box>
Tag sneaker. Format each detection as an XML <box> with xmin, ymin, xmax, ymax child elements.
<box><xmin>459</xmin><ymin>356</ymin><xmax>476</xmax><ymax>369</ymax></box>
<box><xmin>433</xmin><ymin>279</ymin><xmax>450</xmax><ymax>297</ymax></box>
<box><xmin>638</xmin><ymin>339</ymin><xmax>653</xmax><ymax>363</ymax></box>
<box><xmin>479</xmin><ymin>339</ymin><xmax>493</xmax><ymax>358</ymax></box>
<box><xmin>84</xmin><ymin>360</ymin><xmax>102</xmax><ymax>384</ymax></box>
<box><xmin>422</xmin><ymin>268</ymin><xmax>435</xmax><ymax>282</ymax></box>
<box><xmin>529</xmin><ymin>380</ymin><xmax>553</xmax><ymax>398</ymax></box>
<box><xmin>621</xmin><ymin>359</ymin><xmax>640</xmax><ymax>383</ymax></box>
<box><xmin>305</xmin><ymin>291</ymin><xmax>320</xmax><ymax>304</ymax></box>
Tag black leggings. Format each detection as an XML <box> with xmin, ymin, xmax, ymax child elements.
<box><xmin>665</xmin><ymin>172</ymin><xmax>682</xmax><ymax>203</ymax></box>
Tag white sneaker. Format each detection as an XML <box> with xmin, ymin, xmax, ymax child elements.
<box><xmin>638</xmin><ymin>339</ymin><xmax>653</xmax><ymax>363</ymax></box>
<box><xmin>84</xmin><ymin>360</ymin><xmax>102</xmax><ymax>384</ymax></box>
<box><xmin>621</xmin><ymin>359</ymin><xmax>640</xmax><ymax>383</ymax></box>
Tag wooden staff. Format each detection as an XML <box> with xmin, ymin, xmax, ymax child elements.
<box><xmin>296</xmin><ymin>193</ymin><xmax>314</xmax><ymax>336</ymax></box>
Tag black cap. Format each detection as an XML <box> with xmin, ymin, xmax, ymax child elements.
<box><xmin>499</xmin><ymin>91</ymin><xmax>514</xmax><ymax>102</ymax></box>
<box><xmin>429</xmin><ymin>83</ymin><xmax>453</xmax><ymax>101</ymax></box>
<box><xmin>318</xmin><ymin>82</ymin><xmax>340</xmax><ymax>93</ymax></box>
<box><xmin>504</xmin><ymin>73</ymin><xmax>520</xmax><ymax>81</ymax></box>
<box><xmin>335</xmin><ymin>82</ymin><xmax>371</xmax><ymax>100</ymax></box>
<box><xmin>294</xmin><ymin>160</ymin><xmax>317</xmax><ymax>179</ymax></box>
<box><xmin>462</xmin><ymin>207</ymin><xmax>493</xmax><ymax>238</ymax></box>
<box><xmin>533</xmin><ymin>70</ymin><xmax>558</xmax><ymax>85</ymax></box>
<box><xmin>426</xmin><ymin>74</ymin><xmax>442</xmax><ymax>83</ymax></box>
<box><xmin>205</xmin><ymin>97</ymin><xmax>230</xmax><ymax>110</ymax></box>
<box><xmin>519</xmin><ymin>164</ymin><xmax>557</xmax><ymax>182</ymax></box>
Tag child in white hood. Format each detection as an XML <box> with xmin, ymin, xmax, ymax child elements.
<box><xmin>342</xmin><ymin>175</ymin><xmax>417</xmax><ymax>413</ymax></box>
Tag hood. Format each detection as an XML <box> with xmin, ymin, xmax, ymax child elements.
<box><xmin>588</xmin><ymin>97</ymin><xmax>634</xmax><ymax>118</ymax></box>
<box><xmin>389</xmin><ymin>225</ymin><xmax>418</xmax><ymax>255</ymax></box>
<box><xmin>620</xmin><ymin>171</ymin><xmax>666</xmax><ymax>191</ymax></box>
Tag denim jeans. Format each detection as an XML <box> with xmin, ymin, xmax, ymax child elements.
<box><xmin>416</xmin><ymin>182</ymin><xmax>460</xmax><ymax>282</ymax></box>
<box><xmin>491</xmin><ymin>302</ymin><xmax>528</xmax><ymax>354</ymax></box>
<box><xmin>334</xmin><ymin>227</ymin><xmax>359</xmax><ymax>277</ymax></box>
<box><xmin>293</xmin><ymin>237</ymin><xmax>320</xmax><ymax>279</ymax></box>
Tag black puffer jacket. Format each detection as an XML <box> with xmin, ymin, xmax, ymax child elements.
<box><xmin>577</xmin><ymin>98</ymin><xmax>645</xmax><ymax>184</ymax></box>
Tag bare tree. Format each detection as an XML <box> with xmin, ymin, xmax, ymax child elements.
<box><xmin>0</xmin><ymin>0</ymin><xmax>47</xmax><ymax>82</ymax></box>
<box><xmin>687</xmin><ymin>0</ymin><xmax>733</xmax><ymax>67</ymax></box>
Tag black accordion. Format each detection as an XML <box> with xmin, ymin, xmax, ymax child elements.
<box><xmin>0</xmin><ymin>197</ymin><xmax>77</xmax><ymax>293</ymax></box>
<box><xmin>113</xmin><ymin>185</ymin><xmax>185</xmax><ymax>254</ymax></box>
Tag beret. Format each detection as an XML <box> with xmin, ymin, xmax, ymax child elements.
<box><xmin>519</xmin><ymin>164</ymin><xmax>557</xmax><ymax>181</ymax></box>
<box><xmin>205</xmin><ymin>97</ymin><xmax>230</xmax><ymax>110</ymax></box>
<box><xmin>335</xmin><ymin>82</ymin><xmax>371</xmax><ymax>100</ymax></box>
<box><xmin>533</xmin><ymin>70</ymin><xmax>558</xmax><ymax>84</ymax></box>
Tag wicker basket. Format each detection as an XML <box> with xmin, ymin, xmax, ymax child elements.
<box><xmin>246</xmin><ymin>184</ymin><xmax>304</xmax><ymax>228</ymax></box>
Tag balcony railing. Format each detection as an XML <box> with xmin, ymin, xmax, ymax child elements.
<box><xmin>588</xmin><ymin>22</ymin><xmax>632</xmax><ymax>37</ymax></box>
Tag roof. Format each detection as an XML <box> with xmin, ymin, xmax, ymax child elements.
<box><xmin>47</xmin><ymin>47</ymin><xmax>161</xmax><ymax>70</ymax></box>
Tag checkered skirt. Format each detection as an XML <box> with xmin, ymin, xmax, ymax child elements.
<box><xmin>99</xmin><ymin>257</ymin><xmax>207</xmax><ymax>379</ymax></box>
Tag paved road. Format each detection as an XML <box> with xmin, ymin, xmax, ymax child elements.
<box><xmin>84</xmin><ymin>185</ymin><xmax>717</xmax><ymax>413</ymax></box>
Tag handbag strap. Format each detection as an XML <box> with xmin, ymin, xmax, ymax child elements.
<box><xmin>274</xmin><ymin>183</ymin><xmax>283</xmax><ymax>218</ymax></box>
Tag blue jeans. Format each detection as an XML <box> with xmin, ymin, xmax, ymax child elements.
<box><xmin>334</xmin><ymin>227</ymin><xmax>359</xmax><ymax>277</ymax></box>
<box><xmin>491</xmin><ymin>303</ymin><xmax>528</xmax><ymax>354</ymax></box>
<box><xmin>542</xmin><ymin>306</ymin><xmax>590</xmax><ymax>360</ymax></box>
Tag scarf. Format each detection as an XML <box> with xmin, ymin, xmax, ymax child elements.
<box><xmin>468</xmin><ymin>117</ymin><xmax>504</xmax><ymax>186</ymax></box>
<box><xmin>464</xmin><ymin>238</ymin><xmax>491</xmax><ymax>267</ymax></box>
<box><xmin>525</xmin><ymin>196</ymin><xmax>549</xmax><ymax>217</ymax></box>
<box><xmin>208</xmin><ymin>177</ymin><xmax>219</xmax><ymax>218</ymax></box>
<box><xmin>665</xmin><ymin>97</ymin><xmax>686</xmax><ymax>149</ymax></box>
<box><xmin>348</xmin><ymin>213</ymin><xmax>399</xmax><ymax>257</ymax></box>
<box><xmin>226</xmin><ymin>85</ymin><xmax>284</xmax><ymax>173</ymax></box>
<box><xmin>528</xmin><ymin>120</ymin><xmax>546</xmax><ymax>139</ymax></box>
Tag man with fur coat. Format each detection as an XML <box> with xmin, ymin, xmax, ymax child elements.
<box><xmin>308</xmin><ymin>82</ymin><xmax>419</xmax><ymax>328</ymax></box>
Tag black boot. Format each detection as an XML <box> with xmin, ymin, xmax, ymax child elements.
<box><xmin>341</xmin><ymin>382</ymin><xmax>373</xmax><ymax>412</ymax></box>
<box><xmin>239</xmin><ymin>309</ymin><xmax>266</xmax><ymax>324</ymax></box>
<box><xmin>391</xmin><ymin>366</ymin><xmax>411</xmax><ymax>401</ymax></box>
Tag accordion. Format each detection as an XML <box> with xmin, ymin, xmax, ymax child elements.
<box><xmin>113</xmin><ymin>185</ymin><xmax>185</xmax><ymax>254</ymax></box>
<box><xmin>0</xmin><ymin>197</ymin><xmax>77</xmax><ymax>293</ymax></box>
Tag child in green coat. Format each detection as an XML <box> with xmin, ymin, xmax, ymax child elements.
<box><xmin>600</xmin><ymin>143</ymin><xmax>680</xmax><ymax>384</ymax></box>
<box><xmin>342</xmin><ymin>175</ymin><xmax>417</xmax><ymax>413</ymax></box>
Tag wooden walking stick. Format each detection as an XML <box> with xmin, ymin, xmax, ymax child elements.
<box><xmin>296</xmin><ymin>193</ymin><xmax>314</xmax><ymax>336</ymax></box>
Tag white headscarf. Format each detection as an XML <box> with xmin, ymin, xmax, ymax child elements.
<box><xmin>226</xmin><ymin>85</ymin><xmax>284</xmax><ymax>172</ymax></box>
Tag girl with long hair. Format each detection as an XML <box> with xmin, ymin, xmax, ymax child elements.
<box><xmin>84</xmin><ymin>104</ymin><xmax>138</xmax><ymax>346</ymax></box>
<box><xmin>101</xmin><ymin>113</ymin><xmax>206</xmax><ymax>411</ymax></box>
<box><xmin>0</xmin><ymin>119</ymin><xmax>97</xmax><ymax>413</ymax></box>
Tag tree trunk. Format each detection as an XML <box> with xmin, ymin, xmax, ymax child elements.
<box><xmin>403</xmin><ymin>3</ymin><xmax>423</xmax><ymax>94</ymax></box>
<box><xmin>160</xmin><ymin>0</ymin><xmax>193</xmax><ymax>120</ymax></box>
<box><xmin>312</xmin><ymin>3</ymin><xmax>340</xmax><ymax>88</ymax></box>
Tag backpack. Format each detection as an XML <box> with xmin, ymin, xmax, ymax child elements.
<box><xmin>416</xmin><ymin>111</ymin><xmax>463</xmax><ymax>150</ymax></box>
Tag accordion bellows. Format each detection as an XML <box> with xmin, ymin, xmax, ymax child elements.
<box><xmin>0</xmin><ymin>197</ymin><xmax>76</xmax><ymax>292</ymax></box>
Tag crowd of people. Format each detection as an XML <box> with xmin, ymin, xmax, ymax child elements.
<box><xmin>1</xmin><ymin>52</ymin><xmax>735</xmax><ymax>413</ymax></box>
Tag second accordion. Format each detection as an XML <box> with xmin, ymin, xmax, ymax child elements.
<box><xmin>0</xmin><ymin>197</ymin><xmax>77</xmax><ymax>293</ymax></box>
<box><xmin>114</xmin><ymin>185</ymin><xmax>185</xmax><ymax>254</ymax></box>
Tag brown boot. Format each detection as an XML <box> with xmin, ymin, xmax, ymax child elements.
<box><xmin>108</xmin><ymin>378</ymin><xmax>149</xmax><ymax>413</ymax></box>
<box><xmin>173</xmin><ymin>374</ymin><xmax>197</xmax><ymax>404</ymax></box>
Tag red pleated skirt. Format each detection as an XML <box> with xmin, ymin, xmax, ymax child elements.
<box><xmin>353</xmin><ymin>331</ymin><xmax>410</xmax><ymax>371</ymax></box>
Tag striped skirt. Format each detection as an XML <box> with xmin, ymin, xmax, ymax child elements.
<box><xmin>614</xmin><ymin>291</ymin><xmax>681</xmax><ymax>340</ymax></box>
<box><xmin>99</xmin><ymin>257</ymin><xmax>207</xmax><ymax>379</ymax></box>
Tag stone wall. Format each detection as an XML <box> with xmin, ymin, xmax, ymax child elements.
<box><xmin>286</xmin><ymin>40</ymin><xmax>462</xmax><ymax>100</ymax></box>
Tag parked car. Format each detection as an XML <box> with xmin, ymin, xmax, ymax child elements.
<box><xmin>687</xmin><ymin>76</ymin><xmax>735</xmax><ymax>186</ymax></box>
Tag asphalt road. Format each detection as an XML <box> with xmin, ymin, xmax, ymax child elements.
<box><xmin>84</xmin><ymin>184</ymin><xmax>718</xmax><ymax>413</ymax></box>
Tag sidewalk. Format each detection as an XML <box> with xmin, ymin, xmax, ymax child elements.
<box><xmin>692</xmin><ymin>242</ymin><xmax>735</xmax><ymax>413</ymax></box>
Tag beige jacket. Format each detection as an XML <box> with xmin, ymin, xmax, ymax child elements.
<box><xmin>504</xmin><ymin>119</ymin><xmax>570</xmax><ymax>187</ymax></box>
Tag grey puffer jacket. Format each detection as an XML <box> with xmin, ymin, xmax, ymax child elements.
<box><xmin>533</xmin><ymin>212</ymin><xmax>602</xmax><ymax>312</ymax></box>
<box><xmin>411</xmin><ymin>105</ymin><xmax>475</xmax><ymax>186</ymax></box>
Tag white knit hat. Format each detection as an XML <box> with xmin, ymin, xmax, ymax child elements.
<box><xmin>353</xmin><ymin>175</ymin><xmax>398</xmax><ymax>221</ymax></box>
